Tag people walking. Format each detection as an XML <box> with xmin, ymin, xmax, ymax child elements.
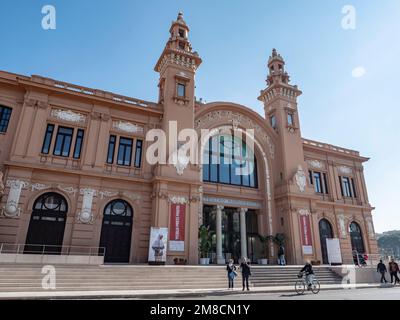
<box><xmin>226</xmin><ymin>259</ymin><xmax>237</xmax><ymax>290</ymax></box>
<box><xmin>240</xmin><ymin>257</ymin><xmax>252</xmax><ymax>291</ymax></box>
<box><xmin>388</xmin><ymin>259</ymin><xmax>400</xmax><ymax>284</ymax></box>
<box><xmin>377</xmin><ymin>260</ymin><xmax>388</xmax><ymax>283</ymax></box>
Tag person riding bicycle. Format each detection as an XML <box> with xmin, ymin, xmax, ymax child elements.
<box><xmin>300</xmin><ymin>261</ymin><xmax>314</xmax><ymax>290</ymax></box>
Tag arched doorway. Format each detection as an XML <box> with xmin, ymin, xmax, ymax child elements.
<box><xmin>319</xmin><ymin>219</ymin><xmax>333</xmax><ymax>264</ymax></box>
<box><xmin>99</xmin><ymin>199</ymin><xmax>133</xmax><ymax>263</ymax></box>
<box><xmin>25</xmin><ymin>192</ymin><xmax>68</xmax><ymax>254</ymax></box>
<box><xmin>350</xmin><ymin>221</ymin><xmax>365</xmax><ymax>254</ymax></box>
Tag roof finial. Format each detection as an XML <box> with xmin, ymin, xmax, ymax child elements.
<box><xmin>177</xmin><ymin>11</ymin><xmax>184</xmax><ymax>21</ymax></box>
<box><xmin>272</xmin><ymin>48</ymin><xmax>277</xmax><ymax>57</ymax></box>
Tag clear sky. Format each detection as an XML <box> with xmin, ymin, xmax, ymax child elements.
<box><xmin>0</xmin><ymin>0</ymin><xmax>399</xmax><ymax>232</ymax></box>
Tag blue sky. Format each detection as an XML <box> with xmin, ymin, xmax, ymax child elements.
<box><xmin>0</xmin><ymin>0</ymin><xmax>399</xmax><ymax>232</ymax></box>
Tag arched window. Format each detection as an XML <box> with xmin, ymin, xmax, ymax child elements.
<box><xmin>202</xmin><ymin>134</ymin><xmax>258</xmax><ymax>188</ymax></box>
<box><xmin>349</xmin><ymin>221</ymin><xmax>365</xmax><ymax>254</ymax></box>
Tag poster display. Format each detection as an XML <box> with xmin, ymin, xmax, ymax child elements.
<box><xmin>169</xmin><ymin>204</ymin><xmax>186</xmax><ymax>251</ymax></box>
<box><xmin>148</xmin><ymin>227</ymin><xmax>168</xmax><ymax>265</ymax></box>
<box><xmin>300</xmin><ymin>215</ymin><xmax>313</xmax><ymax>255</ymax></box>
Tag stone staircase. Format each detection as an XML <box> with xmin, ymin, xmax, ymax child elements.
<box><xmin>0</xmin><ymin>264</ymin><xmax>343</xmax><ymax>292</ymax></box>
<box><xmin>250</xmin><ymin>266</ymin><xmax>343</xmax><ymax>287</ymax></box>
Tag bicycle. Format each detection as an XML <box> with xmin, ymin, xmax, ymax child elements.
<box><xmin>295</xmin><ymin>272</ymin><xmax>320</xmax><ymax>295</ymax></box>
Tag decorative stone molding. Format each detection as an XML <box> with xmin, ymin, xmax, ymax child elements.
<box><xmin>112</xmin><ymin>120</ymin><xmax>144</xmax><ymax>134</ymax></box>
<box><xmin>77</xmin><ymin>188</ymin><xmax>97</xmax><ymax>224</ymax></box>
<box><xmin>338</xmin><ymin>165</ymin><xmax>352</xmax><ymax>175</ymax></box>
<box><xmin>2</xmin><ymin>180</ymin><xmax>29</xmax><ymax>218</ymax></box>
<box><xmin>172</xmin><ymin>148</ymin><xmax>190</xmax><ymax>176</ymax></box>
<box><xmin>203</xmin><ymin>196</ymin><xmax>262</xmax><ymax>209</ymax></box>
<box><xmin>168</xmin><ymin>196</ymin><xmax>188</xmax><ymax>205</ymax></box>
<box><xmin>306</xmin><ymin>159</ymin><xmax>324</xmax><ymax>170</ymax></box>
<box><xmin>298</xmin><ymin>209</ymin><xmax>311</xmax><ymax>216</ymax></box>
<box><xmin>57</xmin><ymin>185</ymin><xmax>78</xmax><ymax>196</ymax></box>
<box><xmin>365</xmin><ymin>216</ymin><xmax>375</xmax><ymax>239</ymax></box>
<box><xmin>51</xmin><ymin>109</ymin><xmax>86</xmax><ymax>123</ymax></box>
<box><xmin>195</xmin><ymin>110</ymin><xmax>275</xmax><ymax>159</ymax></box>
<box><xmin>337</xmin><ymin>214</ymin><xmax>347</xmax><ymax>239</ymax></box>
<box><xmin>98</xmin><ymin>190</ymin><xmax>119</xmax><ymax>200</ymax></box>
<box><xmin>156</xmin><ymin>52</ymin><xmax>199</xmax><ymax>73</ymax></box>
<box><xmin>0</xmin><ymin>171</ymin><xmax>4</xmax><ymax>197</ymax></box>
<box><xmin>294</xmin><ymin>165</ymin><xmax>307</xmax><ymax>193</ymax></box>
<box><xmin>31</xmin><ymin>183</ymin><xmax>51</xmax><ymax>192</ymax></box>
<box><xmin>122</xmin><ymin>192</ymin><xmax>141</xmax><ymax>202</ymax></box>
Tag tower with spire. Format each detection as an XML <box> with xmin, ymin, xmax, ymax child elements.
<box><xmin>258</xmin><ymin>48</ymin><xmax>307</xmax><ymax>187</ymax></box>
<box><xmin>152</xmin><ymin>12</ymin><xmax>202</xmax><ymax>265</ymax></box>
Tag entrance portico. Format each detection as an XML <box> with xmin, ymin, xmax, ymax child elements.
<box><xmin>202</xmin><ymin>199</ymin><xmax>261</xmax><ymax>264</ymax></box>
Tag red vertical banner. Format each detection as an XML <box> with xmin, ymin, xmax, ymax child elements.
<box><xmin>169</xmin><ymin>204</ymin><xmax>186</xmax><ymax>251</ymax></box>
<box><xmin>300</xmin><ymin>214</ymin><xmax>313</xmax><ymax>255</ymax></box>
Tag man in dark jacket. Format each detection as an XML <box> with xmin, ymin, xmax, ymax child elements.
<box><xmin>377</xmin><ymin>260</ymin><xmax>387</xmax><ymax>283</ymax></box>
<box><xmin>240</xmin><ymin>257</ymin><xmax>251</xmax><ymax>291</ymax></box>
<box><xmin>300</xmin><ymin>261</ymin><xmax>314</xmax><ymax>290</ymax></box>
<box><xmin>388</xmin><ymin>259</ymin><xmax>400</xmax><ymax>284</ymax></box>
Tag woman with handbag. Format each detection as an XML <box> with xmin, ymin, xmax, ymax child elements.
<box><xmin>226</xmin><ymin>259</ymin><xmax>237</xmax><ymax>290</ymax></box>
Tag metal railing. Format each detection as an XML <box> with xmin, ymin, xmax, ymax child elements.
<box><xmin>0</xmin><ymin>243</ymin><xmax>106</xmax><ymax>264</ymax></box>
<box><xmin>352</xmin><ymin>250</ymin><xmax>383</xmax><ymax>267</ymax></box>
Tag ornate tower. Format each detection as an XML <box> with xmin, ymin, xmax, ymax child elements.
<box><xmin>258</xmin><ymin>49</ymin><xmax>308</xmax><ymax>192</ymax></box>
<box><xmin>152</xmin><ymin>12</ymin><xmax>202</xmax><ymax>264</ymax></box>
<box><xmin>258</xmin><ymin>49</ymin><xmax>314</xmax><ymax>264</ymax></box>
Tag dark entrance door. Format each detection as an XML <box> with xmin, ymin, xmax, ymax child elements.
<box><xmin>319</xmin><ymin>219</ymin><xmax>333</xmax><ymax>264</ymax></box>
<box><xmin>99</xmin><ymin>199</ymin><xmax>133</xmax><ymax>263</ymax></box>
<box><xmin>25</xmin><ymin>193</ymin><xmax>68</xmax><ymax>254</ymax></box>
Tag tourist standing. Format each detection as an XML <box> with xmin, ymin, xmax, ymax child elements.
<box><xmin>278</xmin><ymin>245</ymin><xmax>286</xmax><ymax>266</ymax></box>
<box><xmin>240</xmin><ymin>257</ymin><xmax>252</xmax><ymax>291</ymax></box>
<box><xmin>377</xmin><ymin>260</ymin><xmax>387</xmax><ymax>283</ymax></box>
<box><xmin>389</xmin><ymin>259</ymin><xmax>400</xmax><ymax>284</ymax></box>
<box><xmin>226</xmin><ymin>259</ymin><xmax>237</xmax><ymax>290</ymax></box>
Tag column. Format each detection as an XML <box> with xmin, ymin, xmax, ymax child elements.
<box><xmin>240</xmin><ymin>208</ymin><xmax>248</xmax><ymax>261</ymax></box>
<box><xmin>216</xmin><ymin>205</ymin><xmax>225</xmax><ymax>265</ymax></box>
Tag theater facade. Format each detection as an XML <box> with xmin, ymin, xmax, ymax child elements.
<box><xmin>0</xmin><ymin>13</ymin><xmax>377</xmax><ymax>265</ymax></box>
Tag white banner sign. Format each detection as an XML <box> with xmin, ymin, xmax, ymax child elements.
<box><xmin>326</xmin><ymin>238</ymin><xmax>342</xmax><ymax>265</ymax></box>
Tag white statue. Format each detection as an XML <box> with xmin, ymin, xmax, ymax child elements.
<box><xmin>294</xmin><ymin>165</ymin><xmax>307</xmax><ymax>193</ymax></box>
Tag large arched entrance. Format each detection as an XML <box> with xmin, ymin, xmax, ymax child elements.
<box><xmin>99</xmin><ymin>199</ymin><xmax>133</xmax><ymax>263</ymax></box>
<box><xmin>350</xmin><ymin>221</ymin><xmax>365</xmax><ymax>254</ymax></box>
<box><xmin>319</xmin><ymin>219</ymin><xmax>333</xmax><ymax>264</ymax></box>
<box><xmin>25</xmin><ymin>192</ymin><xmax>68</xmax><ymax>254</ymax></box>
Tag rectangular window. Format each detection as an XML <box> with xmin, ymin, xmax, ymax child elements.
<box><xmin>313</xmin><ymin>172</ymin><xmax>323</xmax><ymax>193</ymax></box>
<box><xmin>270</xmin><ymin>115</ymin><xmax>276</xmax><ymax>129</ymax></box>
<box><xmin>178</xmin><ymin>29</ymin><xmax>185</xmax><ymax>38</ymax></box>
<box><xmin>117</xmin><ymin>137</ymin><xmax>133</xmax><ymax>166</ymax></box>
<box><xmin>53</xmin><ymin>126</ymin><xmax>73</xmax><ymax>157</ymax></box>
<box><xmin>177</xmin><ymin>83</ymin><xmax>186</xmax><ymax>97</ymax></box>
<box><xmin>0</xmin><ymin>106</ymin><xmax>12</xmax><ymax>133</ymax></box>
<box><xmin>41</xmin><ymin>124</ymin><xmax>55</xmax><ymax>154</ymax></box>
<box><xmin>342</xmin><ymin>176</ymin><xmax>352</xmax><ymax>197</ymax></box>
<box><xmin>179</xmin><ymin>41</ymin><xmax>185</xmax><ymax>50</ymax></box>
<box><xmin>134</xmin><ymin>139</ymin><xmax>143</xmax><ymax>168</ymax></box>
<box><xmin>287</xmin><ymin>113</ymin><xmax>294</xmax><ymax>126</ymax></box>
<box><xmin>73</xmin><ymin>129</ymin><xmax>84</xmax><ymax>159</ymax></box>
<box><xmin>107</xmin><ymin>135</ymin><xmax>116</xmax><ymax>164</ymax></box>
<box><xmin>351</xmin><ymin>178</ymin><xmax>357</xmax><ymax>198</ymax></box>
<box><xmin>323</xmin><ymin>173</ymin><xmax>329</xmax><ymax>194</ymax></box>
<box><xmin>309</xmin><ymin>170</ymin><xmax>313</xmax><ymax>185</ymax></box>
